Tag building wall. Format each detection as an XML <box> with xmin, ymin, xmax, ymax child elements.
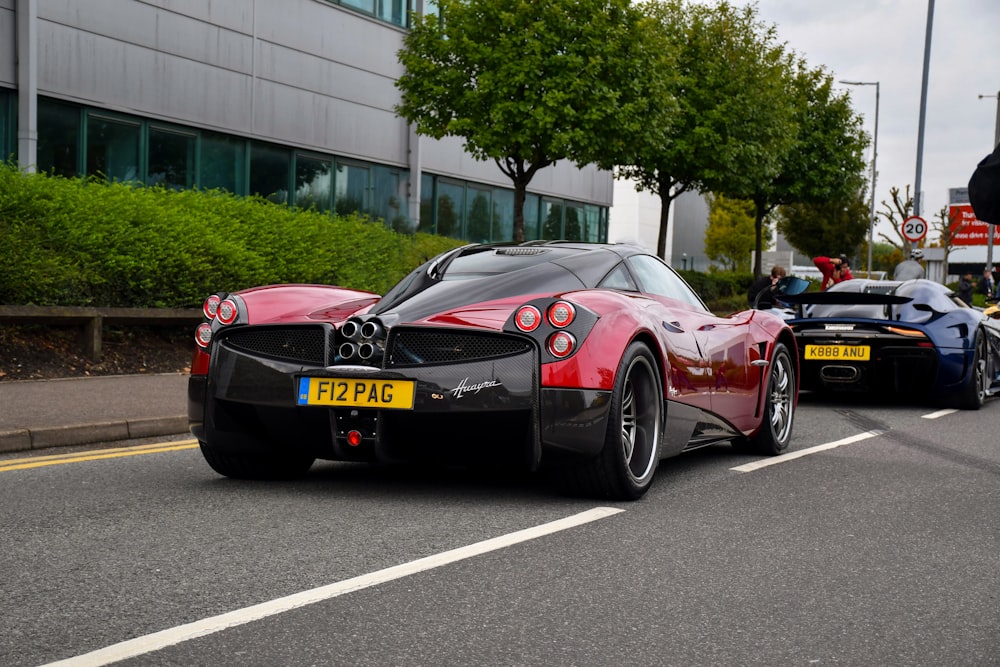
<box><xmin>608</xmin><ymin>177</ymin><xmax>719</xmax><ymax>270</ymax></box>
<box><xmin>0</xmin><ymin>1</ymin><xmax>13</xmax><ymax>88</ymax></box>
<box><xmin>1</xmin><ymin>0</ymin><xmax>611</xmax><ymax>214</ymax></box>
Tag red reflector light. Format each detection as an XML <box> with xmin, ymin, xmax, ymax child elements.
<box><xmin>347</xmin><ymin>430</ymin><xmax>363</xmax><ymax>447</ymax></box>
<box><xmin>195</xmin><ymin>323</ymin><xmax>213</xmax><ymax>348</ymax></box>
<box><xmin>203</xmin><ymin>294</ymin><xmax>221</xmax><ymax>320</ymax></box>
<box><xmin>547</xmin><ymin>331</ymin><xmax>576</xmax><ymax>358</ymax></box>
<box><xmin>547</xmin><ymin>301</ymin><xmax>575</xmax><ymax>328</ymax></box>
<box><xmin>514</xmin><ymin>305</ymin><xmax>542</xmax><ymax>332</ymax></box>
<box><xmin>216</xmin><ymin>299</ymin><xmax>238</xmax><ymax>325</ymax></box>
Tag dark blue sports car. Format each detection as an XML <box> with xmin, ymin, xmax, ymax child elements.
<box><xmin>779</xmin><ymin>278</ymin><xmax>1000</xmax><ymax>409</ymax></box>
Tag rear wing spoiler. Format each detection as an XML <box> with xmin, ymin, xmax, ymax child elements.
<box><xmin>777</xmin><ymin>291</ymin><xmax>913</xmax><ymax>319</ymax></box>
<box><xmin>778</xmin><ymin>292</ymin><xmax>912</xmax><ymax>306</ymax></box>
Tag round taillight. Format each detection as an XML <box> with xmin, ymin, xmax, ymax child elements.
<box><xmin>514</xmin><ymin>305</ymin><xmax>542</xmax><ymax>332</ymax></box>
<box><xmin>347</xmin><ymin>430</ymin><xmax>363</xmax><ymax>447</ymax></box>
<box><xmin>195</xmin><ymin>323</ymin><xmax>213</xmax><ymax>348</ymax></box>
<box><xmin>547</xmin><ymin>301</ymin><xmax>575</xmax><ymax>328</ymax></box>
<box><xmin>216</xmin><ymin>298</ymin><xmax>238</xmax><ymax>325</ymax></box>
<box><xmin>203</xmin><ymin>294</ymin><xmax>221</xmax><ymax>320</ymax></box>
<box><xmin>547</xmin><ymin>331</ymin><xmax>576</xmax><ymax>358</ymax></box>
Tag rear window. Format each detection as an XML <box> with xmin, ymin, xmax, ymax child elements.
<box><xmin>442</xmin><ymin>247</ymin><xmax>565</xmax><ymax>279</ymax></box>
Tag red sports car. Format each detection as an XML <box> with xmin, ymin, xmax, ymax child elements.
<box><xmin>189</xmin><ymin>242</ymin><xmax>799</xmax><ymax>500</ymax></box>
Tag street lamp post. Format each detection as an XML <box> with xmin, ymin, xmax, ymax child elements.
<box><xmin>978</xmin><ymin>91</ymin><xmax>1000</xmax><ymax>274</ymax></box>
<box><xmin>841</xmin><ymin>80</ymin><xmax>879</xmax><ymax>278</ymax></box>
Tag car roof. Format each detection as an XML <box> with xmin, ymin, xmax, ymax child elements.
<box><xmin>437</xmin><ymin>242</ymin><xmax>646</xmax><ymax>288</ymax></box>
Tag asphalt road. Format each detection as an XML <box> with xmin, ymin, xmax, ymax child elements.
<box><xmin>1</xmin><ymin>392</ymin><xmax>997</xmax><ymax>666</ymax></box>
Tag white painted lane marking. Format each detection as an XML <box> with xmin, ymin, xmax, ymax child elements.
<box><xmin>730</xmin><ymin>431</ymin><xmax>883</xmax><ymax>473</ymax></box>
<box><xmin>922</xmin><ymin>408</ymin><xmax>957</xmax><ymax>419</ymax></box>
<box><xmin>41</xmin><ymin>507</ymin><xmax>625</xmax><ymax>667</ymax></box>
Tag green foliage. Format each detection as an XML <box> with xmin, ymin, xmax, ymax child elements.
<box><xmin>0</xmin><ymin>165</ymin><xmax>464</xmax><ymax>307</ymax></box>
<box><xmin>620</xmin><ymin>0</ymin><xmax>795</xmax><ymax>258</ymax></box>
<box><xmin>704</xmin><ymin>194</ymin><xmax>763</xmax><ymax>272</ymax></box>
<box><xmin>776</xmin><ymin>186</ymin><xmax>869</xmax><ymax>260</ymax></box>
<box><xmin>718</xmin><ymin>58</ymin><xmax>869</xmax><ymax>277</ymax></box>
<box><xmin>395</xmin><ymin>0</ymin><xmax>673</xmax><ymax>242</ymax></box>
<box><xmin>678</xmin><ymin>268</ymin><xmax>750</xmax><ymax>312</ymax></box>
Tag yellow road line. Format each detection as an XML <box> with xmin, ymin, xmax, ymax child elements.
<box><xmin>0</xmin><ymin>440</ymin><xmax>199</xmax><ymax>472</ymax></box>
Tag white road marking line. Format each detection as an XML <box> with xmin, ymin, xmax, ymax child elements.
<box><xmin>730</xmin><ymin>430</ymin><xmax>884</xmax><ymax>472</ymax></box>
<box><xmin>922</xmin><ymin>408</ymin><xmax>957</xmax><ymax>419</ymax></box>
<box><xmin>40</xmin><ymin>507</ymin><xmax>625</xmax><ymax>667</ymax></box>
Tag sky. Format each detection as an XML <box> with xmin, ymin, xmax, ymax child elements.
<box><xmin>732</xmin><ymin>0</ymin><xmax>1000</xmax><ymax>243</ymax></box>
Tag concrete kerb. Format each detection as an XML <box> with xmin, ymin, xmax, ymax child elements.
<box><xmin>0</xmin><ymin>416</ymin><xmax>188</xmax><ymax>454</ymax></box>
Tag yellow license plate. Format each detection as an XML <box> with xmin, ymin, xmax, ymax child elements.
<box><xmin>805</xmin><ymin>345</ymin><xmax>870</xmax><ymax>361</ymax></box>
<box><xmin>297</xmin><ymin>377</ymin><xmax>415</xmax><ymax>409</ymax></box>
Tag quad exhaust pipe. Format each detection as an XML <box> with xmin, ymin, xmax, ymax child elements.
<box><xmin>337</xmin><ymin>318</ymin><xmax>385</xmax><ymax>365</ymax></box>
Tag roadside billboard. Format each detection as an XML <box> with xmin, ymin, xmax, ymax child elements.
<box><xmin>949</xmin><ymin>203</ymin><xmax>1000</xmax><ymax>245</ymax></box>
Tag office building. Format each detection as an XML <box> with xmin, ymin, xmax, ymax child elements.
<box><xmin>1</xmin><ymin>0</ymin><xmax>612</xmax><ymax>242</ymax></box>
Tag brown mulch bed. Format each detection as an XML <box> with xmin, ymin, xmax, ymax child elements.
<box><xmin>0</xmin><ymin>324</ymin><xmax>194</xmax><ymax>381</ymax></box>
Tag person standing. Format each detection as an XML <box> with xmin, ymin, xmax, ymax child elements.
<box><xmin>747</xmin><ymin>265</ymin><xmax>787</xmax><ymax>308</ymax></box>
<box><xmin>977</xmin><ymin>268</ymin><xmax>994</xmax><ymax>301</ymax></box>
<box><xmin>958</xmin><ymin>273</ymin><xmax>975</xmax><ymax>305</ymax></box>
<box><xmin>813</xmin><ymin>255</ymin><xmax>853</xmax><ymax>291</ymax></box>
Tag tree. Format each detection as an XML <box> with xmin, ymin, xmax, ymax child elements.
<box><xmin>776</xmin><ymin>186</ymin><xmax>869</xmax><ymax>261</ymax></box>
<box><xmin>617</xmin><ymin>0</ymin><xmax>794</xmax><ymax>259</ymax></box>
<box><xmin>929</xmin><ymin>205</ymin><xmax>968</xmax><ymax>280</ymax></box>
<box><xmin>704</xmin><ymin>194</ymin><xmax>759</xmax><ymax>272</ymax></box>
<box><xmin>395</xmin><ymin>0</ymin><xmax>675</xmax><ymax>242</ymax></box>
<box><xmin>876</xmin><ymin>185</ymin><xmax>915</xmax><ymax>255</ymax></box>
<box><xmin>718</xmin><ymin>60</ymin><xmax>869</xmax><ymax>278</ymax></box>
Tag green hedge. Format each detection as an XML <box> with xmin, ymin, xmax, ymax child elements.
<box><xmin>0</xmin><ymin>165</ymin><xmax>808</xmax><ymax>313</ymax></box>
<box><xmin>0</xmin><ymin>165</ymin><xmax>463</xmax><ymax>308</ymax></box>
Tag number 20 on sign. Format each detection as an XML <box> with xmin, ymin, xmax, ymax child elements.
<box><xmin>902</xmin><ymin>216</ymin><xmax>927</xmax><ymax>242</ymax></box>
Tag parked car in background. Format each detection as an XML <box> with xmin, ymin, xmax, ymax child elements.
<box><xmin>189</xmin><ymin>242</ymin><xmax>800</xmax><ymax>500</ymax></box>
<box><xmin>780</xmin><ymin>278</ymin><xmax>1000</xmax><ymax>409</ymax></box>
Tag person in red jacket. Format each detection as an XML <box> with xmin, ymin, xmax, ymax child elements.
<box><xmin>813</xmin><ymin>255</ymin><xmax>853</xmax><ymax>291</ymax></box>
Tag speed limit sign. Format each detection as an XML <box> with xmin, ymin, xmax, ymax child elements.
<box><xmin>901</xmin><ymin>215</ymin><xmax>928</xmax><ymax>242</ymax></box>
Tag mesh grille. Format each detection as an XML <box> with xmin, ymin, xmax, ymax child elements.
<box><xmin>223</xmin><ymin>326</ymin><xmax>327</xmax><ymax>365</ymax></box>
<box><xmin>388</xmin><ymin>330</ymin><xmax>531</xmax><ymax>367</ymax></box>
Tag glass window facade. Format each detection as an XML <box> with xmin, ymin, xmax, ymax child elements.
<box><xmin>330</xmin><ymin>0</ymin><xmax>411</xmax><ymax>27</ymax></box>
<box><xmin>295</xmin><ymin>154</ymin><xmax>333</xmax><ymax>212</ymax></box>
<box><xmin>86</xmin><ymin>113</ymin><xmax>141</xmax><ymax>182</ymax></box>
<box><xmin>0</xmin><ymin>88</ymin><xmax>14</xmax><ymax>162</ymax></box>
<box><xmin>334</xmin><ymin>160</ymin><xmax>370</xmax><ymax>216</ymax></box>
<box><xmin>200</xmin><ymin>131</ymin><xmax>246</xmax><ymax>193</ymax></box>
<box><xmin>250</xmin><ymin>143</ymin><xmax>291</xmax><ymax>204</ymax></box>
<box><xmin>436</xmin><ymin>179</ymin><xmax>465</xmax><ymax>239</ymax></box>
<box><xmin>23</xmin><ymin>96</ymin><xmax>606</xmax><ymax>244</ymax></box>
<box><xmin>148</xmin><ymin>126</ymin><xmax>196</xmax><ymax>189</ymax></box>
<box><xmin>37</xmin><ymin>99</ymin><xmax>81</xmax><ymax>177</ymax></box>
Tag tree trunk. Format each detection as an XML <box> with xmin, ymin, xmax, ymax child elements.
<box><xmin>513</xmin><ymin>183</ymin><xmax>526</xmax><ymax>243</ymax></box>
<box><xmin>753</xmin><ymin>199</ymin><xmax>767</xmax><ymax>280</ymax></box>
<box><xmin>656</xmin><ymin>174</ymin><xmax>678</xmax><ymax>261</ymax></box>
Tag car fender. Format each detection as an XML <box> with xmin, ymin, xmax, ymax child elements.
<box><xmin>236</xmin><ymin>284</ymin><xmax>380</xmax><ymax>324</ymax></box>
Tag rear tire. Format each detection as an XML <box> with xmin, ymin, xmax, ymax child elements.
<box><xmin>956</xmin><ymin>330</ymin><xmax>986</xmax><ymax>410</ymax></box>
<box><xmin>559</xmin><ymin>342</ymin><xmax>662</xmax><ymax>501</ymax></box>
<box><xmin>199</xmin><ymin>441</ymin><xmax>315</xmax><ymax>480</ymax></box>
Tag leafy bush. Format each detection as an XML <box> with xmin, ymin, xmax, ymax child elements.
<box><xmin>0</xmin><ymin>165</ymin><xmax>464</xmax><ymax>307</ymax></box>
<box><xmin>0</xmin><ymin>164</ymin><xmax>811</xmax><ymax>314</ymax></box>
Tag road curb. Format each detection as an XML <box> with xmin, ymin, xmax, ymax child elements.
<box><xmin>0</xmin><ymin>416</ymin><xmax>188</xmax><ymax>454</ymax></box>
